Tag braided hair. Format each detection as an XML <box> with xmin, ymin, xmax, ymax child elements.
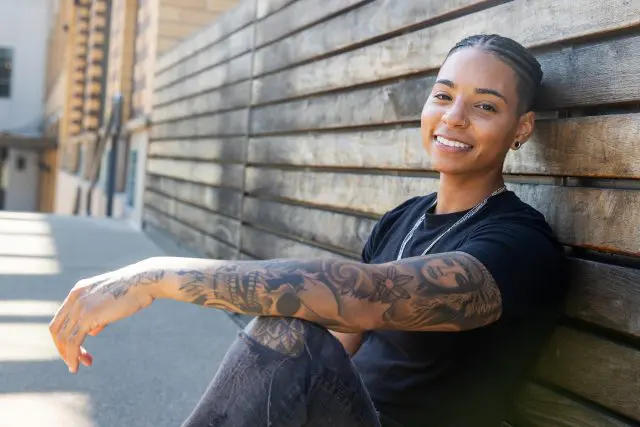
<box><xmin>445</xmin><ymin>34</ymin><xmax>543</xmax><ymax>114</ymax></box>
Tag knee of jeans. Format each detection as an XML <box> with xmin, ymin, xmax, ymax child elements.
<box><xmin>244</xmin><ymin>316</ymin><xmax>328</xmax><ymax>357</ymax></box>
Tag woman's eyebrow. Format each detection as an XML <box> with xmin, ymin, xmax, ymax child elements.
<box><xmin>476</xmin><ymin>88</ymin><xmax>508</xmax><ymax>103</ymax></box>
<box><xmin>435</xmin><ymin>79</ymin><xmax>455</xmax><ymax>88</ymax></box>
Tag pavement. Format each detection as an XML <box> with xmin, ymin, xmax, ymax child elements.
<box><xmin>0</xmin><ymin>212</ymin><xmax>241</xmax><ymax>427</ymax></box>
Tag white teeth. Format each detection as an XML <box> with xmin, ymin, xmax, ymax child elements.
<box><xmin>436</xmin><ymin>136</ymin><xmax>471</xmax><ymax>149</ymax></box>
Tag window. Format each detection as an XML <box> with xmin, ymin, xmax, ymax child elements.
<box><xmin>0</xmin><ymin>48</ymin><xmax>13</xmax><ymax>98</ymax></box>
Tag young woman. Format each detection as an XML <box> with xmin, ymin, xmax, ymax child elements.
<box><xmin>50</xmin><ymin>34</ymin><xmax>567</xmax><ymax>427</ymax></box>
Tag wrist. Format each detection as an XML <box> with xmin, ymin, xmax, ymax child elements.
<box><xmin>138</xmin><ymin>257</ymin><xmax>179</xmax><ymax>301</ymax></box>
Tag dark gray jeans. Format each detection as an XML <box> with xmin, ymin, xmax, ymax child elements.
<box><xmin>180</xmin><ymin>316</ymin><xmax>382</xmax><ymax>427</ymax></box>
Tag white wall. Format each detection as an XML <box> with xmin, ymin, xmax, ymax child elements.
<box><xmin>4</xmin><ymin>148</ymin><xmax>39</xmax><ymax>211</ymax></box>
<box><xmin>0</xmin><ymin>0</ymin><xmax>49</xmax><ymax>133</ymax></box>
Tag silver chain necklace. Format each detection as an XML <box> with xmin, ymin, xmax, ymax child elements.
<box><xmin>396</xmin><ymin>186</ymin><xmax>507</xmax><ymax>261</ymax></box>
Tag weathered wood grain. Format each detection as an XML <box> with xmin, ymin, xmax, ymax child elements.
<box><xmin>155</xmin><ymin>1</ymin><xmax>255</xmax><ymax>85</ymax></box>
<box><xmin>242</xmin><ymin>197</ymin><xmax>375</xmax><ymax>255</ymax></box>
<box><xmin>245</xmin><ymin>168</ymin><xmax>640</xmax><ymax>254</ymax></box>
<box><xmin>255</xmin><ymin>0</ymin><xmax>365</xmax><ymax>47</ymax></box>
<box><xmin>536</xmin><ymin>35</ymin><xmax>640</xmax><ymax>109</ymax></box>
<box><xmin>240</xmin><ymin>225</ymin><xmax>348</xmax><ymax>260</ymax></box>
<box><xmin>145</xmin><ymin>175</ymin><xmax>242</xmax><ymax>218</ymax></box>
<box><xmin>566</xmin><ymin>259</ymin><xmax>640</xmax><ymax>338</ymax></box>
<box><xmin>151</xmin><ymin>108</ymin><xmax>248</xmax><ymax>139</ymax></box>
<box><xmin>153</xmin><ymin>79</ymin><xmax>251</xmax><ymax>122</ymax></box>
<box><xmin>513</xmin><ymin>383</ymin><xmax>632</xmax><ymax>427</ymax></box>
<box><xmin>154</xmin><ymin>53</ymin><xmax>251</xmax><ymax>106</ymax></box>
<box><xmin>237</xmin><ymin>251</ymin><xmax>258</xmax><ymax>261</ymax></box>
<box><xmin>247</xmin><ymin>113</ymin><xmax>640</xmax><ymax>179</ymax></box>
<box><xmin>256</xmin><ymin>0</ymin><xmax>297</xmax><ymax>19</ymax></box>
<box><xmin>253</xmin><ymin>0</ymin><xmax>500</xmax><ymax>76</ymax></box>
<box><xmin>145</xmin><ymin>191</ymin><xmax>240</xmax><ymax>245</ymax></box>
<box><xmin>253</xmin><ymin>32</ymin><xmax>640</xmax><ymax>132</ymax></box>
<box><xmin>147</xmin><ymin>158</ymin><xmax>244</xmax><ymax>189</ymax></box>
<box><xmin>149</xmin><ymin>138</ymin><xmax>246</xmax><ymax>162</ymax></box>
<box><xmin>253</xmin><ymin>0</ymin><xmax>640</xmax><ymax>89</ymax></box>
<box><xmin>143</xmin><ymin>208</ymin><xmax>237</xmax><ymax>259</ymax></box>
<box><xmin>535</xmin><ymin>327</ymin><xmax>640</xmax><ymax>422</ymax></box>
<box><xmin>251</xmin><ymin>76</ymin><xmax>430</xmax><ymax>134</ymax></box>
<box><xmin>155</xmin><ymin>25</ymin><xmax>254</xmax><ymax>92</ymax></box>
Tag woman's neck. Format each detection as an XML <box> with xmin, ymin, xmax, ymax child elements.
<box><xmin>435</xmin><ymin>172</ymin><xmax>505</xmax><ymax>214</ymax></box>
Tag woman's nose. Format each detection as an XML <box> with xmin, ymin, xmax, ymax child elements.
<box><xmin>441</xmin><ymin>104</ymin><xmax>469</xmax><ymax>128</ymax></box>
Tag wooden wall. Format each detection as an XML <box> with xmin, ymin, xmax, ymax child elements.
<box><xmin>146</xmin><ymin>1</ymin><xmax>640</xmax><ymax>425</ymax></box>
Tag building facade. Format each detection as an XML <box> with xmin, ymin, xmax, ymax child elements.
<box><xmin>0</xmin><ymin>0</ymin><xmax>55</xmax><ymax>212</ymax></box>
<box><xmin>47</xmin><ymin>0</ymin><xmax>238</xmax><ymax>225</ymax></box>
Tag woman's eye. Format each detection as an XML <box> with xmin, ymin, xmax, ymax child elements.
<box><xmin>434</xmin><ymin>93</ymin><xmax>452</xmax><ymax>101</ymax></box>
<box><xmin>478</xmin><ymin>103</ymin><xmax>497</xmax><ymax>113</ymax></box>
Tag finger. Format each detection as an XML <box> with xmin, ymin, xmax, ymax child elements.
<box><xmin>58</xmin><ymin>300</ymin><xmax>84</xmax><ymax>368</ymax></box>
<box><xmin>66</xmin><ymin>324</ymin><xmax>89</xmax><ymax>374</ymax></box>
<box><xmin>49</xmin><ymin>287</ymin><xmax>82</xmax><ymax>336</ymax></box>
<box><xmin>79</xmin><ymin>347</ymin><xmax>93</xmax><ymax>367</ymax></box>
<box><xmin>88</xmin><ymin>325</ymin><xmax>106</xmax><ymax>336</ymax></box>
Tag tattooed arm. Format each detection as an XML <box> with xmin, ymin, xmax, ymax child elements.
<box><xmin>153</xmin><ymin>251</ymin><xmax>503</xmax><ymax>333</ymax></box>
<box><xmin>49</xmin><ymin>252</ymin><xmax>503</xmax><ymax>372</ymax></box>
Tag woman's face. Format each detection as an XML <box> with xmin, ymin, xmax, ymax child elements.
<box><xmin>421</xmin><ymin>48</ymin><xmax>534</xmax><ymax>176</ymax></box>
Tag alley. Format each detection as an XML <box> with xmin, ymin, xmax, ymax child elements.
<box><xmin>0</xmin><ymin>212</ymin><xmax>239</xmax><ymax>427</ymax></box>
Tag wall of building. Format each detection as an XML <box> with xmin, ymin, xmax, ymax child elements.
<box><xmin>3</xmin><ymin>148</ymin><xmax>40</xmax><ymax>211</ymax></box>
<box><xmin>0</xmin><ymin>0</ymin><xmax>50</xmax><ymax>133</ymax></box>
<box><xmin>121</xmin><ymin>0</ymin><xmax>240</xmax><ymax>228</ymax></box>
<box><xmin>144</xmin><ymin>0</ymin><xmax>640</xmax><ymax>425</ymax></box>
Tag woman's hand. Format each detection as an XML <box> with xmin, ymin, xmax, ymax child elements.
<box><xmin>49</xmin><ymin>258</ymin><xmax>166</xmax><ymax>374</ymax></box>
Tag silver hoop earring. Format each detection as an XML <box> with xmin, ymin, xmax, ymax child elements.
<box><xmin>514</xmin><ymin>141</ymin><xmax>521</xmax><ymax>150</ymax></box>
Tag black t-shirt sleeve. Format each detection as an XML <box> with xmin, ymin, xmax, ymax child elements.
<box><xmin>457</xmin><ymin>220</ymin><xmax>566</xmax><ymax>318</ymax></box>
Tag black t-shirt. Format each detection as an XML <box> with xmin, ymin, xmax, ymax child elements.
<box><xmin>352</xmin><ymin>190</ymin><xmax>567</xmax><ymax>427</ymax></box>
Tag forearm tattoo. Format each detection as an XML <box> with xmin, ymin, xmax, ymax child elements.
<box><xmin>89</xmin><ymin>269</ymin><xmax>166</xmax><ymax>299</ymax></box>
<box><xmin>173</xmin><ymin>252</ymin><xmax>502</xmax><ymax>333</ymax></box>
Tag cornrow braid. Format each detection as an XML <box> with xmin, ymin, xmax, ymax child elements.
<box><xmin>446</xmin><ymin>34</ymin><xmax>543</xmax><ymax>114</ymax></box>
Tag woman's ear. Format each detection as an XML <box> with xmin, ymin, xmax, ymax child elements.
<box><xmin>512</xmin><ymin>111</ymin><xmax>536</xmax><ymax>150</ymax></box>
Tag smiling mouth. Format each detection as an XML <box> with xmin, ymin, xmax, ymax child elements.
<box><xmin>433</xmin><ymin>135</ymin><xmax>473</xmax><ymax>151</ymax></box>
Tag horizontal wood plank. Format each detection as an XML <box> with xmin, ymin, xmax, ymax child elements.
<box><xmin>255</xmin><ymin>0</ymin><xmax>364</xmax><ymax>47</ymax></box>
<box><xmin>245</xmin><ymin>168</ymin><xmax>640</xmax><ymax>254</ymax></box>
<box><xmin>242</xmin><ymin>197</ymin><xmax>375</xmax><ymax>255</ymax></box>
<box><xmin>149</xmin><ymin>138</ymin><xmax>246</xmax><ymax>162</ymax></box>
<box><xmin>241</xmin><ymin>225</ymin><xmax>347</xmax><ymax>260</ymax></box>
<box><xmin>151</xmin><ymin>109</ymin><xmax>249</xmax><ymax>139</ymax></box>
<box><xmin>251</xmin><ymin>76</ymin><xmax>430</xmax><ymax>134</ymax></box>
<box><xmin>247</xmin><ymin>113</ymin><xmax>640</xmax><ymax>178</ymax></box>
<box><xmin>155</xmin><ymin>0</ymin><xmax>256</xmax><ymax>74</ymax></box>
<box><xmin>145</xmin><ymin>191</ymin><xmax>240</xmax><ymax>245</ymax></box>
<box><xmin>153</xmin><ymin>80</ymin><xmax>251</xmax><ymax>123</ymax></box>
<box><xmin>512</xmin><ymin>382</ymin><xmax>633</xmax><ymax>427</ymax></box>
<box><xmin>154</xmin><ymin>53</ymin><xmax>252</xmax><ymax>106</ymax></box>
<box><xmin>145</xmin><ymin>175</ymin><xmax>242</xmax><ymax>218</ymax></box>
<box><xmin>256</xmin><ymin>0</ymin><xmax>297</xmax><ymax>19</ymax></box>
<box><xmin>155</xmin><ymin>21</ymin><xmax>255</xmax><ymax>89</ymax></box>
<box><xmin>147</xmin><ymin>159</ymin><xmax>244</xmax><ymax>189</ymax></box>
<box><xmin>537</xmin><ymin>35</ymin><xmax>640</xmax><ymax>109</ymax></box>
<box><xmin>143</xmin><ymin>208</ymin><xmax>237</xmax><ymax>259</ymax></box>
<box><xmin>535</xmin><ymin>327</ymin><xmax>640</xmax><ymax>422</ymax></box>
<box><xmin>253</xmin><ymin>0</ymin><xmax>500</xmax><ymax>76</ymax></box>
<box><xmin>566</xmin><ymin>259</ymin><xmax>640</xmax><ymax>338</ymax></box>
<box><xmin>253</xmin><ymin>32</ymin><xmax>640</xmax><ymax>132</ymax></box>
<box><xmin>253</xmin><ymin>0</ymin><xmax>640</xmax><ymax>100</ymax></box>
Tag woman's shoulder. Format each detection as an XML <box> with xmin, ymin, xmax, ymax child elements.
<box><xmin>472</xmin><ymin>190</ymin><xmax>561</xmax><ymax>249</ymax></box>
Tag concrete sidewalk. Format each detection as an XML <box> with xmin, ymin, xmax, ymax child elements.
<box><xmin>0</xmin><ymin>212</ymin><xmax>240</xmax><ymax>427</ymax></box>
